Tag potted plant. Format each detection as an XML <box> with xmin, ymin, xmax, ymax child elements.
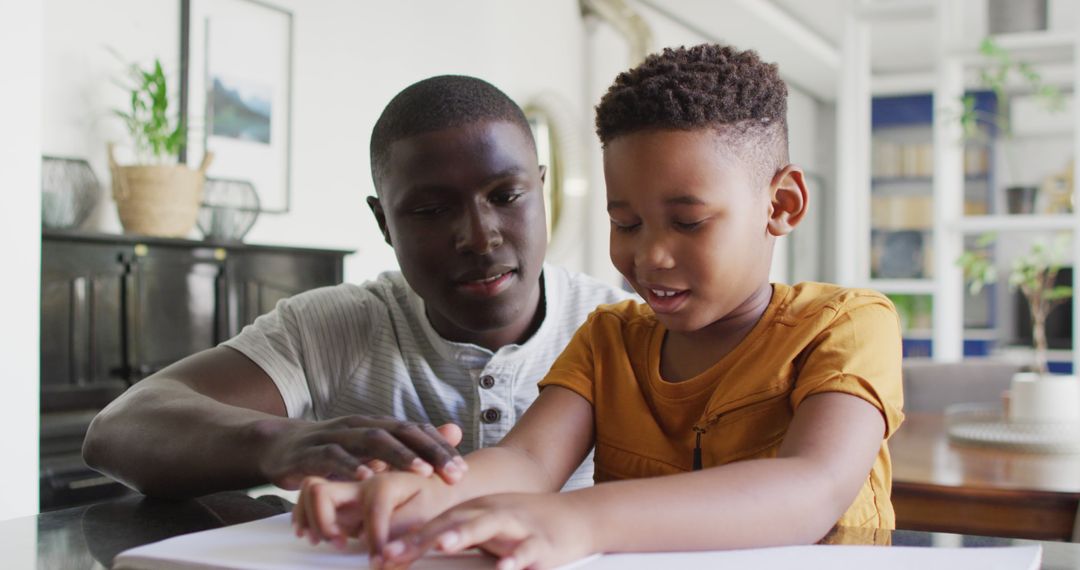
<box><xmin>959</xmin><ymin>37</ymin><xmax>1065</xmax><ymax>214</ymax></box>
<box><xmin>109</xmin><ymin>58</ymin><xmax>212</xmax><ymax>237</ymax></box>
<box><xmin>958</xmin><ymin>234</ymin><xmax>1079</xmax><ymax>423</ymax></box>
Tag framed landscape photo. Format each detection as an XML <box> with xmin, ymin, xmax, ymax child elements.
<box><xmin>181</xmin><ymin>0</ymin><xmax>293</xmax><ymax>213</ymax></box>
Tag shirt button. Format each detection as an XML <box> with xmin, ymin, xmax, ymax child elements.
<box><xmin>479</xmin><ymin>375</ymin><xmax>496</xmax><ymax>389</ymax></box>
<box><xmin>481</xmin><ymin>408</ymin><xmax>501</xmax><ymax>424</ymax></box>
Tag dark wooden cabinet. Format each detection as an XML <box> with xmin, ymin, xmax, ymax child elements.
<box><xmin>39</xmin><ymin>230</ymin><xmax>351</xmax><ymax>510</ymax></box>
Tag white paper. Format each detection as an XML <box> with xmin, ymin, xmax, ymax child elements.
<box><xmin>114</xmin><ymin>513</ymin><xmax>1041</xmax><ymax>570</ymax></box>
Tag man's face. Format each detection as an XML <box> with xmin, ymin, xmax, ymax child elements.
<box><xmin>371</xmin><ymin>120</ymin><xmax>548</xmax><ymax>347</ymax></box>
<box><xmin>605</xmin><ymin>128</ymin><xmax>776</xmax><ymax>334</ymax></box>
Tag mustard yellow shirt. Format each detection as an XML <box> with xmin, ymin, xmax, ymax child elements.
<box><xmin>539</xmin><ymin>282</ymin><xmax>905</xmax><ymax>529</ymax></box>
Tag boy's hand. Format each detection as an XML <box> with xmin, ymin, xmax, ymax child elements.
<box><xmin>255</xmin><ymin>417</ymin><xmax>467</xmax><ymax>489</ymax></box>
<box><xmin>291</xmin><ymin>472</ymin><xmax>458</xmax><ymax>559</ymax></box>
<box><xmin>379</xmin><ymin>493</ymin><xmax>594</xmax><ymax>570</ymax></box>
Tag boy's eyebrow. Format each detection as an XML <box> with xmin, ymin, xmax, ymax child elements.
<box><xmin>607</xmin><ymin>195</ymin><xmax>706</xmax><ymax>212</ymax></box>
<box><xmin>606</xmin><ymin>200</ymin><xmax>629</xmax><ymax>212</ymax></box>
<box><xmin>665</xmin><ymin>195</ymin><xmax>706</xmax><ymax>206</ymax></box>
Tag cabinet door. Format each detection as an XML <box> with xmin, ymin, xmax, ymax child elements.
<box><xmin>127</xmin><ymin>246</ymin><xmax>227</xmax><ymax>379</ymax></box>
<box><xmin>40</xmin><ymin>240</ymin><xmax>127</xmax><ymax>404</ymax></box>
<box><xmin>226</xmin><ymin>250</ymin><xmax>343</xmax><ymax>334</ymax></box>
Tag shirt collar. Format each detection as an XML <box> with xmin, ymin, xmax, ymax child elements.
<box><xmin>408</xmin><ymin>264</ymin><xmax>559</xmax><ymax>365</ymax></box>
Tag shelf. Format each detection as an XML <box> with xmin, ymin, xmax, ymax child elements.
<box><xmin>872</xmin><ymin>176</ymin><xmax>989</xmax><ymax>185</ymax></box>
<box><xmin>988</xmin><ymin>31</ymin><xmax>1075</xmax><ymax>63</ymax></box>
<box><xmin>956</xmin><ymin>31</ymin><xmax>1076</xmax><ymax>66</ymax></box>
<box><xmin>996</xmin><ymin>345</ymin><xmax>1074</xmax><ymax>362</ymax></box>
<box><xmin>953</xmin><ymin>214</ymin><xmax>1078</xmax><ymax>233</ymax></box>
<box><xmin>903</xmin><ymin>328</ymin><xmax>1000</xmax><ymax>341</ymax></box>
<box><xmin>869</xmin><ymin>279</ymin><xmax>935</xmax><ymax>295</ymax></box>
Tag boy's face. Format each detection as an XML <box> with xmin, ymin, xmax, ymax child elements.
<box><xmin>370</xmin><ymin>120</ymin><xmax>548</xmax><ymax>346</ymax></box>
<box><xmin>605</xmin><ymin>128</ymin><xmax>786</xmax><ymax>333</ymax></box>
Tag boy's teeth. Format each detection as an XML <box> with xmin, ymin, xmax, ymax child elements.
<box><xmin>477</xmin><ymin>272</ymin><xmax>505</xmax><ymax>283</ymax></box>
<box><xmin>651</xmin><ymin>289</ymin><xmax>677</xmax><ymax>297</ymax></box>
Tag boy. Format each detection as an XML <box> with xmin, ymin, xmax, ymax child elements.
<box><xmin>83</xmin><ymin>76</ymin><xmax>631</xmax><ymax>497</ymax></box>
<box><xmin>293</xmin><ymin>44</ymin><xmax>904</xmax><ymax>570</ymax></box>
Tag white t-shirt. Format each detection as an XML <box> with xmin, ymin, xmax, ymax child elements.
<box><xmin>223</xmin><ymin>264</ymin><xmax>633</xmax><ymax>489</ymax></box>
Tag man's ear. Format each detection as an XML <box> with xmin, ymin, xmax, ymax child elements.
<box><xmin>538</xmin><ymin>164</ymin><xmax>548</xmax><ymax>186</ymax></box>
<box><xmin>766</xmin><ymin>165</ymin><xmax>808</xmax><ymax>237</ymax></box>
<box><xmin>366</xmin><ymin>196</ymin><xmax>393</xmax><ymax>246</ymax></box>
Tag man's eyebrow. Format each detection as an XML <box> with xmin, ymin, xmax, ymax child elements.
<box><xmin>480</xmin><ymin>166</ymin><xmax>530</xmax><ymax>186</ymax></box>
<box><xmin>400</xmin><ymin>167</ymin><xmax>531</xmax><ymax>198</ymax></box>
<box><xmin>402</xmin><ymin>184</ymin><xmax>455</xmax><ymax>196</ymax></box>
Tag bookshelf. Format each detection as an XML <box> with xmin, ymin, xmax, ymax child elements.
<box><xmin>837</xmin><ymin>2</ymin><xmax>1080</xmax><ymax>371</ymax></box>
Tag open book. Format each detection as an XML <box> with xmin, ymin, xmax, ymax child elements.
<box><xmin>114</xmin><ymin>513</ymin><xmax>1042</xmax><ymax>570</ymax></box>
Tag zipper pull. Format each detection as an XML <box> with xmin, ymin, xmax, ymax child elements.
<box><xmin>692</xmin><ymin>426</ymin><xmax>706</xmax><ymax>471</ymax></box>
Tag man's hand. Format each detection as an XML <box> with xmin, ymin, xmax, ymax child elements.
<box><xmin>255</xmin><ymin>417</ymin><xmax>467</xmax><ymax>489</ymax></box>
<box><xmin>378</xmin><ymin>492</ymin><xmax>595</xmax><ymax>570</ymax></box>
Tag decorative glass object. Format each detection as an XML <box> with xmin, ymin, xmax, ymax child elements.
<box><xmin>41</xmin><ymin>156</ymin><xmax>100</xmax><ymax>230</ymax></box>
<box><xmin>197</xmin><ymin>177</ymin><xmax>260</xmax><ymax>242</ymax></box>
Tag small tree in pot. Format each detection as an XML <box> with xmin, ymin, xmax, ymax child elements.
<box><xmin>958</xmin><ymin>233</ymin><xmax>1072</xmax><ymax>375</ymax></box>
<box><xmin>109</xmin><ymin>58</ymin><xmax>212</xmax><ymax>237</ymax></box>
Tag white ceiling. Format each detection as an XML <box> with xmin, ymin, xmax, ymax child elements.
<box><xmin>638</xmin><ymin>0</ymin><xmax>842</xmax><ymax>100</ymax></box>
<box><xmin>650</xmin><ymin>0</ymin><xmax>1078</xmax><ymax>101</ymax></box>
<box><xmin>731</xmin><ymin>0</ymin><xmax>939</xmax><ymax>74</ymax></box>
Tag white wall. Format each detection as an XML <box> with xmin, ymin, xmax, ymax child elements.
<box><xmin>43</xmin><ymin>0</ymin><xmax>837</xmax><ymax>290</ymax></box>
<box><xmin>43</xmin><ymin>0</ymin><xmax>180</xmax><ymax>235</ymax></box>
<box><xmin>0</xmin><ymin>0</ymin><xmax>42</xmax><ymax>520</ymax></box>
<box><xmin>42</xmin><ymin>0</ymin><xmax>590</xmax><ymax>284</ymax></box>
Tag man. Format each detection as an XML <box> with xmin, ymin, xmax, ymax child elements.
<box><xmin>83</xmin><ymin>75</ymin><xmax>630</xmax><ymax>497</ymax></box>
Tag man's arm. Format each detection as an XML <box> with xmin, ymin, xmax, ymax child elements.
<box><xmin>83</xmin><ymin>346</ymin><xmax>465</xmax><ymax>498</ymax></box>
<box><xmin>294</xmin><ymin>384</ymin><xmax>596</xmax><ymax>554</ymax></box>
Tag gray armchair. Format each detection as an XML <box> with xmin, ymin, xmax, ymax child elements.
<box><xmin>901</xmin><ymin>358</ymin><xmax>1021</xmax><ymax>413</ymax></box>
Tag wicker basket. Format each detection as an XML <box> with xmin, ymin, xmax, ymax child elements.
<box><xmin>108</xmin><ymin>143</ymin><xmax>214</xmax><ymax>237</ymax></box>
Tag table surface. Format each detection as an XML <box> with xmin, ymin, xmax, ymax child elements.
<box><xmin>891</xmin><ymin>412</ymin><xmax>1080</xmax><ymax>494</ymax></box>
<box><xmin>889</xmin><ymin>412</ymin><xmax>1080</xmax><ymax>541</ymax></box>
<box><xmin>4</xmin><ymin>491</ymin><xmax>1080</xmax><ymax>569</ymax></box>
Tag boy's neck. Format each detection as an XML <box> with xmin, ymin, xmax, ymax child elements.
<box><xmin>659</xmin><ymin>283</ymin><xmax>774</xmax><ymax>383</ymax></box>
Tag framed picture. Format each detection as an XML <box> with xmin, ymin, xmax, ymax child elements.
<box><xmin>180</xmin><ymin>0</ymin><xmax>293</xmax><ymax>213</ymax></box>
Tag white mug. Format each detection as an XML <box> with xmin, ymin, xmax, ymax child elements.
<box><xmin>1009</xmin><ymin>372</ymin><xmax>1080</xmax><ymax>424</ymax></box>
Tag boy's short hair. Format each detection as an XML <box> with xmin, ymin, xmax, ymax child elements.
<box><xmin>595</xmin><ymin>44</ymin><xmax>789</xmax><ymax>187</ymax></box>
<box><xmin>370</xmin><ymin>75</ymin><xmax>535</xmax><ymax>191</ymax></box>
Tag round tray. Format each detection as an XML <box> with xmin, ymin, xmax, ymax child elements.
<box><xmin>944</xmin><ymin>403</ymin><xmax>1080</xmax><ymax>454</ymax></box>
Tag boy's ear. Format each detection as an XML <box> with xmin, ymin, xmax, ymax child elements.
<box><xmin>538</xmin><ymin>164</ymin><xmax>548</xmax><ymax>186</ymax></box>
<box><xmin>366</xmin><ymin>196</ymin><xmax>393</xmax><ymax>246</ymax></box>
<box><xmin>766</xmin><ymin>165</ymin><xmax>808</xmax><ymax>237</ymax></box>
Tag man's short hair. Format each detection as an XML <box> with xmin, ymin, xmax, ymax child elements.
<box><xmin>370</xmin><ymin>75</ymin><xmax>535</xmax><ymax>191</ymax></box>
<box><xmin>595</xmin><ymin>44</ymin><xmax>789</xmax><ymax>187</ymax></box>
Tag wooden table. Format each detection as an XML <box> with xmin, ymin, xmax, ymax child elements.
<box><xmin>891</xmin><ymin>412</ymin><xmax>1080</xmax><ymax>541</ymax></box>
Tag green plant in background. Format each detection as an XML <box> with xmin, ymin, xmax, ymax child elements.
<box><xmin>888</xmin><ymin>293</ymin><xmax>933</xmax><ymax>333</ymax></box>
<box><xmin>957</xmin><ymin>233</ymin><xmax>1072</xmax><ymax>375</ymax></box>
<box><xmin>958</xmin><ymin>37</ymin><xmax>1065</xmax><ymax>178</ymax></box>
<box><xmin>113</xmin><ymin>58</ymin><xmax>185</xmax><ymax>164</ymax></box>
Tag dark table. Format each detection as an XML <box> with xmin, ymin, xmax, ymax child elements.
<box><xmin>4</xmin><ymin>492</ymin><xmax>1080</xmax><ymax>569</ymax></box>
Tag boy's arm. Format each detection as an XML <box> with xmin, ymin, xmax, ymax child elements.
<box><xmin>386</xmin><ymin>392</ymin><xmax>884</xmax><ymax>568</ymax></box>
<box><xmin>468</xmin><ymin>385</ymin><xmax>597</xmax><ymax>492</ymax></box>
<box><xmin>83</xmin><ymin>346</ymin><xmax>464</xmax><ymax>498</ymax></box>
<box><xmin>577</xmin><ymin>392</ymin><xmax>884</xmax><ymax>551</ymax></box>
